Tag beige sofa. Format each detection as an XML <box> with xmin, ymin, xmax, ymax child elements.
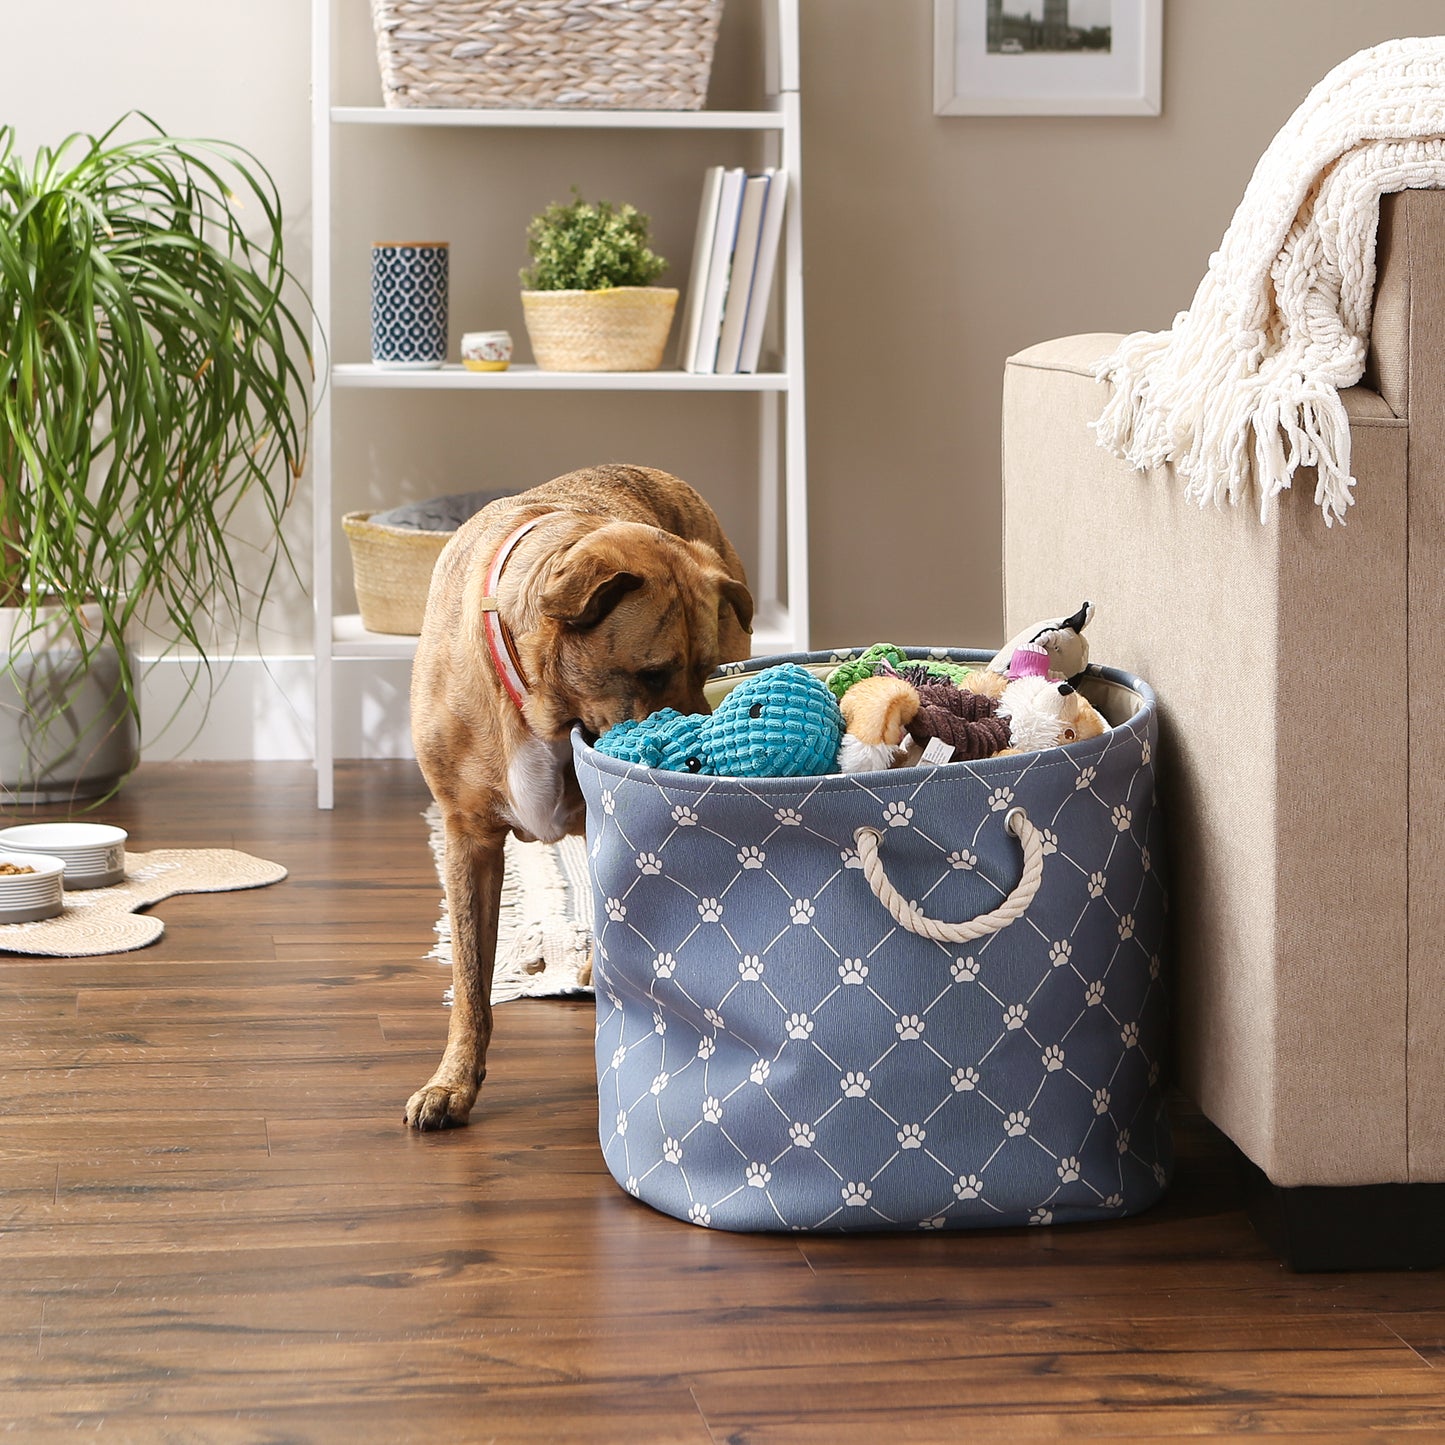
<box><xmin>1001</xmin><ymin>189</ymin><xmax>1445</xmax><ymax>1270</ymax></box>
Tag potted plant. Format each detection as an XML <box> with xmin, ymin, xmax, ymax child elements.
<box><xmin>0</xmin><ymin>115</ymin><xmax>312</xmax><ymax>803</ymax></box>
<box><xmin>519</xmin><ymin>191</ymin><xmax>677</xmax><ymax>372</ymax></box>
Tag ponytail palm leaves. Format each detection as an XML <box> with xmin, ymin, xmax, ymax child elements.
<box><xmin>0</xmin><ymin>114</ymin><xmax>312</xmax><ymax>776</ymax></box>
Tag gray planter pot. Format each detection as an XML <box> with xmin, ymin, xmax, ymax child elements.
<box><xmin>0</xmin><ymin>605</ymin><xmax>139</xmax><ymax>804</ymax></box>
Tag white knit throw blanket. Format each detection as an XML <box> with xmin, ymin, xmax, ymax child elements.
<box><xmin>1093</xmin><ymin>37</ymin><xmax>1445</xmax><ymax>525</ymax></box>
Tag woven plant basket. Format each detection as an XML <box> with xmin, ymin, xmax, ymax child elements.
<box><xmin>342</xmin><ymin>511</ymin><xmax>452</xmax><ymax>635</ymax></box>
<box><xmin>370</xmin><ymin>0</ymin><xmax>724</xmax><ymax>111</ymax></box>
<box><xmin>521</xmin><ymin>287</ymin><xmax>679</xmax><ymax>372</ymax></box>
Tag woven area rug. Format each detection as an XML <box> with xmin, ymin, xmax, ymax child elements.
<box><xmin>424</xmin><ymin>805</ymin><xmax>594</xmax><ymax>1004</ymax></box>
<box><xmin>0</xmin><ymin>849</ymin><xmax>287</xmax><ymax>957</ymax></box>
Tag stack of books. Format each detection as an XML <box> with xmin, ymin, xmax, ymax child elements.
<box><xmin>676</xmin><ymin>165</ymin><xmax>788</xmax><ymax>375</ymax></box>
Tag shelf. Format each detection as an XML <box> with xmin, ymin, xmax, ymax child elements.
<box><xmin>331</xmin><ymin>602</ymin><xmax>796</xmax><ymax>662</ymax></box>
<box><xmin>332</xmin><ymin>105</ymin><xmax>785</xmax><ymax>130</ymax></box>
<box><xmin>331</xmin><ymin>362</ymin><xmax>788</xmax><ymax>392</ymax></box>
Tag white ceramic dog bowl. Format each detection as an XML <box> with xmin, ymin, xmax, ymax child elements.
<box><xmin>0</xmin><ymin>823</ymin><xmax>127</xmax><ymax>889</ymax></box>
<box><xmin>0</xmin><ymin>849</ymin><xmax>66</xmax><ymax>922</ymax></box>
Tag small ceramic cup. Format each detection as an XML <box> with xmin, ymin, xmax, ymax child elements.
<box><xmin>461</xmin><ymin>330</ymin><xmax>514</xmax><ymax>372</ymax></box>
<box><xmin>370</xmin><ymin>242</ymin><xmax>449</xmax><ymax>369</ymax></box>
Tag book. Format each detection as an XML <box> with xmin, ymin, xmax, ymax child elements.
<box><xmin>736</xmin><ymin>167</ymin><xmax>788</xmax><ymax>375</ymax></box>
<box><xmin>714</xmin><ymin>173</ymin><xmax>771</xmax><ymax>375</ymax></box>
<box><xmin>673</xmin><ymin>165</ymin><xmax>726</xmax><ymax>372</ymax></box>
<box><xmin>688</xmin><ymin>166</ymin><xmax>746</xmax><ymax>374</ymax></box>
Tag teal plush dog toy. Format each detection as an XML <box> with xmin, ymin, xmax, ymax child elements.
<box><xmin>596</xmin><ymin>662</ymin><xmax>844</xmax><ymax>777</ymax></box>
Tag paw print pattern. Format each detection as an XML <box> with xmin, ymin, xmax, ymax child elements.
<box><xmin>653</xmin><ymin>953</ymin><xmax>676</xmax><ymax>978</ymax></box>
<box><xmin>883</xmin><ymin>801</ymin><xmax>914</xmax><ymax>828</ymax></box>
<box><xmin>1153</xmin><ymin>1161</ymin><xmax>1169</xmax><ymax>1187</ymax></box>
<box><xmin>1117</xmin><ymin>1128</ymin><xmax>1132</xmax><ymax>1155</ymax></box>
<box><xmin>1085</xmin><ymin>981</ymin><xmax>1106</xmax><ymax>1007</ymax></box>
<box><xmin>605</xmin><ymin>898</ymin><xmax>627</xmax><ymax>922</ymax></box>
<box><xmin>1093</xmin><ymin>1087</ymin><xmax>1112</xmax><ymax>1115</ymax></box>
<box><xmin>1112</xmin><ymin>804</ymin><xmax>1133</xmax><ymax>833</ymax></box>
<box><xmin>688</xmin><ymin>1202</ymin><xmax>712</xmax><ymax>1226</ymax></box>
<box><xmin>954</xmin><ymin>1174</ymin><xmax>984</xmax><ymax>1200</ymax></box>
<box><xmin>697</xmin><ymin>1036</ymin><xmax>716</xmax><ymax>1060</ymax></box>
<box><xmin>951</xmin><ymin>956</ymin><xmax>979</xmax><ymax>983</ymax></box>
<box><xmin>749</xmin><ymin>1059</ymin><xmax>772</xmax><ymax>1085</ymax></box>
<box><xmin>1004</xmin><ymin>1111</ymin><xmax>1030</xmax><ymax>1136</ymax></box>
<box><xmin>1041</xmin><ymin>1045</ymin><xmax>1065</xmax><ymax>1072</ymax></box>
<box><xmin>663</xmin><ymin>1138</ymin><xmax>683</xmax><ymax>1164</ymax></box>
<box><xmin>649</xmin><ymin>1072</ymin><xmax>670</xmax><ymax>1095</ymax></box>
<box><xmin>610</xmin><ymin>1046</ymin><xmax>627</xmax><ymax>1071</ymax></box>
<box><xmin>789</xmin><ymin>1122</ymin><xmax>816</xmax><ymax>1148</ymax></box>
<box><xmin>775</xmin><ymin>807</ymin><xmax>804</xmax><ymax>826</ymax></box>
<box><xmin>1075</xmin><ymin>767</ymin><xmax>1096</xmax><ymax>791</ymax></box>
<box><xmin>786</xmin><ymin>1012</ymin><xmax>814</xmax><ymax>1040</ymax></box>
<box><xmin>1048</xmin><ymin>940</ymin><xmax>1072</xmax><ymax>969</ymax></box>
<box><xmin>840</xmin><ymin>848</ymin><xmax>862</xmax><ymax>869</ymax></box>
<box><xmin>1141</xmin><ymin>737</ymin><xmax>1152</xmax><ymax>766</ymax></box>
<box><xmin>921</xmin><ymin>1216</ymin><xmax>948</xmax><ymax>1230</ymax></box>
<box><xmin>842</xmin><ymin>1182</ymin><xmax>873</xmax><ymax>1207</ymax></box>
<box><xmin>951</xmin><ymin>1066</ymin><xmax>980</xmax><ymax>1092</ymax></box>
<box><xmin>671</xmin><ymin>804</ymin><xmax>698</xmax><ymax>827</ymax></box>
<box><xmin>1040</xmin><ymin>829</ymin><xmax>1059</xmax><ymax>855</ymax></box>
<box><xmin>745</xmin><ymin>1162</ymin><xmax>772</xmax><ymax>1189</ymax></box>
<box><xmin>1141</xmin><ymin>846</ymin><xmax>1152</xmax><ymax>874</ymax></box>
<box><xmin>702</xmin><ymin>1096</ymin><xmax>723</xmax><ymax>1124</ymax></box>
<box><xmin>1057</xmin><ymin>1156</ymin><xmax>1081</xmax><ymax>1183</ymax></box>
<box><xmin>1104</xmin><ymin>1192</ymin><xmax>1124</xmax><ymax>1209</ymax></box>
<box><xmin>839</xmin><ymin>959</ymin><xmax>869</xmax><ymax>984</ymax></box>
<box><xmin>1150</xmin><ymin>954</ymin><xmax>1162</xmax><ymax>980</ymax></box>
<box><xmin>1030</xmin><ymin>1208</ymin><xmax>1054</xmax><ymax>1226</ymax></box>
<box><xmin>738</xmin><ymin>955</ymin><xmax>764</xmax><ymax>981</ymax></box>
<box><xmin>896</xmin><ymin>1015</ymin><xmax>924</xmax><ymax>1040</ymax></box>
<box><xmin>1149</xmin><ymin>1060</ymin><xmax>1161</xmax><ymax>1087</ymax></box>
<box><xmin>652</xmin><ymin>1012</ymin><xmax>666</xmax><ymax>1036</ymax></box>
<box><xmin>897</xmin><ymin>1124</ymin><xmax>926</xmax><ymax>1149</ymax></box>
<box><xmin>636</xmin><ymin>852</ymin><xmax>663</xmax><ymax>875</ymax></box>
<box><xmin>988</xmin><ymin>786</ymin><xmax>1015</xmax><ymax>812</ymax></box>
<box><xmin>625</xmin><ymin>1175</ymin><xmax>639</xmax><ymax>1197</ymax></box>
<box><xmin>949</xmin><ymin>849</ymin><xmax>977</xmax><ymax>871</ymax></box>
<box><xmin>1087</xmin><ymin>872</ymin><xmax>1107</xmax><ymax>899</ymax></box>
<box><xmin>790</xmin><ymin>898</ymin><xmax>816</xmax><ymax>925</ymax></box>
<box><xmin>616</xmin><ymin>1110</ymin><xmax>628</xmax><ymax>1136</ymax></box>
<box><xmin>1118</xmin><ymin>913</ymin><xmax>1135</xmax><ymax>940</ymax></box>
<box><xmin>601</xmin><ymin>790</ymin><xmax>616</xmax><ymax>815</ymax></box>
<box><xmin>1003</xmin><ymin>1003</ymin><xmax>1029</xmax><ymax>1030</ymax></box>
<box><xmin>719</xmin><ymin>660</ymin><xmax>748</xmax><ymax>676</ymax></box>
<box><xmin>697</xmin><ymin>898</ymin><xmax>723</xmax><ymax>922</ymax></box>
<box><xmin>704</xmin><ymin>1008</ymin><xmax>725</xmax><ymax>1029</ymax></box>
<box><xmin>1120</xmin><ymin>1021</ymin><xmax>1140</xmax><ymax>1048</ymax></box>
<box><xmin>591</xmin><ymin>836</ymin><xmax>602</xmax><ymax>859</ymax></box>
<box><xmin>840</xmin><ymin>1071</ymin><xmax>871</xmax><ymax>1098</ymax></box>
<box><xmin>737</xmin><ymin>845</ymin><xmax>766</xmax><ymax>869</ymax></box>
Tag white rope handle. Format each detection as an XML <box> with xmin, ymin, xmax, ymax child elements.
<box><xmin>854</xmin><ymin>807</ymin><xmax>1045</xmax><ymax>943</ymax></box>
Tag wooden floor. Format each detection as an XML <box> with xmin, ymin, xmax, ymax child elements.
<box><xmin>3</xmin><ymin>761</ymin><xmax>1445</xmax><ymax>1442</ymax></box>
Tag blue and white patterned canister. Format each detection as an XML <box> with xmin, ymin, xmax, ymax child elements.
<box><xmin>370</xmin><ymin>241</ymin><xmax>449</xmax><ymax>368</ymax></box>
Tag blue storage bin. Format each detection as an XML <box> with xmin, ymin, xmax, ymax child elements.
<box><xmin>573</xmin><ymin>648</ymin><xmax>1171</xmax><ymax>1232</ymax></box>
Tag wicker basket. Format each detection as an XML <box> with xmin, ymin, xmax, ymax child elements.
<box><xmin>521</xmin><ymin>287</ymin><xmax>678</xmax><ymax>372</ymax></box>
<box><xmin>370</xmin><ymin>0</ymin><xmax>724</xmax><ymax>111</ymax></box>
<box><xmin>342</xmin><ymin>511</ymin><xmax>452</xmax><ymax>635</ymax></box>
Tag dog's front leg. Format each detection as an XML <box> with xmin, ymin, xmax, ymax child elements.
<box><xmin>405</xmin><ymin>818</ymin><xmax>505</xmax><ymax>1129</ymax></box>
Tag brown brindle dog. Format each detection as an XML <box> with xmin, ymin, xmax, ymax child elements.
<box><xmin>405</xmin><ymin>464</ymin><xmax>753</xmax><ymax>1130</ymax></box>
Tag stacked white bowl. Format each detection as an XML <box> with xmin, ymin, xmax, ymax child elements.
<box><xmin>0</xmin><ymin>850</ymin><xmax>67</xmax><ymax>922</ymax></box>
<box><xmin>0</xmin><ymin>823</ymin><xmax>128</xmax><ymax>890</ymax></box>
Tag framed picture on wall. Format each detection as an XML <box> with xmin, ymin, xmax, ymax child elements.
<box><xmin>934</xmin><ymin>0</ymin><xmax>1162</xmax><ymax>116</ymax></box>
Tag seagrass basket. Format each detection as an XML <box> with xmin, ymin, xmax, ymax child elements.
<box><xmin>521</xmin><ymin>287</ymin><xmax>679</xmax><ymax>371</ymax></box>
<box><xmin>370</xmin><ymin>0</ymin><xmax>725</xmax><ymax>111</ymax></box>
<box><xmin>342</xmin><ymin>511</ymin><xmax>452</xmax><ymax>635</ymax></box>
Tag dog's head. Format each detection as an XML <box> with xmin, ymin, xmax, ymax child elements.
<box><xmin>518</xmin><ymin>522</ymin><xmax>754</xmax><ymax>739</ymax></box>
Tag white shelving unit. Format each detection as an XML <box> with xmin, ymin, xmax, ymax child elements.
<box><xmin>310</xmin><ymin>0</ymin><xmax>807</xmax><ymax>808</ymax></box>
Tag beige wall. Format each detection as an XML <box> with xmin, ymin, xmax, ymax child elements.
<box><xmin>8</xmin><ymin>0</ymin><xmax>1445</xmax><ymax>745</ymax></box>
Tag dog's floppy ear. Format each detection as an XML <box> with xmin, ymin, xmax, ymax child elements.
<box><xmin>719</xmin><ymin>577</ymin><xmax>754</xmax><ymax>636</ymax></box>
<box><xmin>539</xmin><ymin>546</ymin><xmax>645</xmax><ymax>630</ymax></box>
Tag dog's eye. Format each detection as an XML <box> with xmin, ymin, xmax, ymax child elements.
<box><xmin>638</xmin><ymin>667</ymin><xmax>673</xmax><ymax>691</ymax></box>
<box><xmin>749</xmin><ymin>703</ymin><xmax>763</xmax><ymax>719</ymax></box>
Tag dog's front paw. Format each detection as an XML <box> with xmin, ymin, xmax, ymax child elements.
<box><xmin>405</xmin><ymin>1078</ymin><xmax>478</xmax><ymax>1131</ymax></box>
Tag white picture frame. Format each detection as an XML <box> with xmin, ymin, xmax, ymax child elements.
<box><xmin>934</xmin><ymin>0</ymin><xmax>1162</xmax><ymax>117</ymax></box>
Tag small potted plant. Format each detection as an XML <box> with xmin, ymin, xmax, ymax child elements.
<box><xmin>0</xmin><ymin>115</ymin><xmax>312</xmax><ymax>802</ymax></box>
<box><xmin>519</xmin><ymin>191</ymin><xmax>677</xmax><ymax>372</ymax></box>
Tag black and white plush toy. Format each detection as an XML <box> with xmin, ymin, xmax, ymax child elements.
<box><xmin>987</xmin><ymin>601</ymin><xmax>1094</xmax><ymax>681</ymax></box>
